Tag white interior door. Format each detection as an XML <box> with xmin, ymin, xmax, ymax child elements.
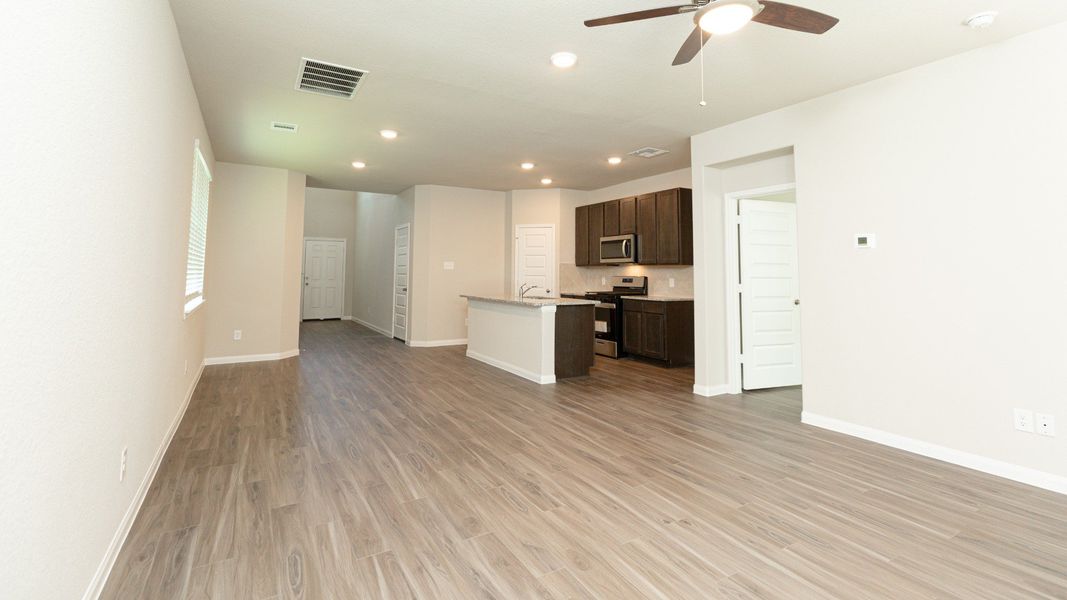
<box><xmin>740</xmin><ymin>199</ymin><xmax>801</xmax><ymax>390</ymax></box>
<box><xmin>514</xmin><ymin>225</ymin><xmax>556</xmax><ymax>297</ymax></box>
<box><xmin>302</xmin><ymin>239</ymin><xmax>345</xmax><ymax>320</ymax></box>
<box><xmin>393</xmin><ymin>224</ymin><xmax>410</xmax><ymax>341</ymax></box>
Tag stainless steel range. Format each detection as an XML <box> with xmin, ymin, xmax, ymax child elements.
<box><xmin>562</xmin><ymin>275</ymin><xmax>647</xmax><ymax>358</ymax></box>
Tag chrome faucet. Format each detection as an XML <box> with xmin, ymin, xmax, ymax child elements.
<box><xmin>519</xmin><ymin>283</ymin><xmax>540</xmax><ymax>299</ymax></box>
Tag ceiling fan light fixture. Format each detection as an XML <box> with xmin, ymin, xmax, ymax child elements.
<box><xmin>550</xmin><ymin>52</ymin><xmax>578</xmax><ymax>69</ymax></box>
<box><xmin>698</xmin><ymin>0</ymin><xmax>758</xmax><ymax>35</ymax></box>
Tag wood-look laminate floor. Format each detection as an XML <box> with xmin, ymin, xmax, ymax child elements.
<box><xmin>102</xmin><ymin>320</ymin><xmax>1067</xmax><ymax>599</ymax></box>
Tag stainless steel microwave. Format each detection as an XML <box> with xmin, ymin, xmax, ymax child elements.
<box><xmin>600</xmin><ymin>234</ymin><xmax>636</xmax><ymax>264</ymax></box>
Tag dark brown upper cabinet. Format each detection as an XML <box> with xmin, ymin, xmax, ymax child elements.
<box><xmin>619</xmin><ymin>196</ymin><xmax>636</xmax><ymax>234</ymax></box>
<box><xmin>574</xmin><ymin>188</ymin><xmax>691</xmax><ymax>267</ymax></box>
<box><xmin>588</xmin><ymin>202</ymin><xmax>605</xmax><ymax>266</ymax></box>
<box><xmin>603</xmin><ymin>200</ymin><xmax>620</xmax><ymax>237</ymax></box>
<box><xmin>575</xmin><ymin>204</ymin><xmax>589</xmax><ymax>266</ymax></box>
<box><xmin>636</xmin><ymin>193</ymin><xmax>657</xmax><ymax>264</ymax></box>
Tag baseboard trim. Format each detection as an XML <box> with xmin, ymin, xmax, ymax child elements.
<box><xmin>409</xmin><ymin>339</ymin><xmax>468</xmax><ymax>348</ymax></box>
<box><xmin>203</xmin><ymin>349</ymin><xmax>300</xmax><ymax>365</ymax></box>
<box><xmin>465</xmin><ymin>350</ymin><xmax>555</xmax><ymax>385</ymax></box>
<box><xmin>344</xmin><ymin>316</ymin><xmax>392</xmax><ymax>337</ymax></box>
<box><xmin>83</xmin><ymin>362</ymin><xmax>205</xmax><ymax>600</ymax></box>
<box><xmin>692</xmin><ymin>384</ymin><xmax>730</xmax><ymax>397</ymax></box>
<box><xmin>801</xmin><ymin>411</ymin><xmax>1067</xmax><ymax>496</ymax></box>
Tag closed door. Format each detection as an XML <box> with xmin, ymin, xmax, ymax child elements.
<box><xmin>393</xmin><ymin>224</ymin><xmax>410</xmax><ymax>341</ymax></box>
<box><xmin>739</xmin><ymin>199</ymin><xmax>801</xmax><ymax>390</ymax></box>
<box><xmin>302</xmin><ymin>239</ymin><xmax>345</xmax><ymax>320</ymax></box>
<box><xmin>514</xmin><ymin>225</ymin><xmax>556</xmax><ymax>296</ymax></box>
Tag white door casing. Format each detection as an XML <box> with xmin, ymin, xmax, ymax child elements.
<box><xmin>514</xmin><ymin>225</ymin><xmax>557</xmax><ymax>297</ymax></box>
<box><xmin>739</xmin><ymin>199</ymin><xmax>801</xmax><ymax>390</ymax></box>
<box><xmin>302</xmin><ymin>239</ymin><xmax>345</xmax><ymax>320</ymax></box>
<box><xmin>393</xmin><ymin>223</ymin><xmax>410</xmax><ymax>341</ymax></box>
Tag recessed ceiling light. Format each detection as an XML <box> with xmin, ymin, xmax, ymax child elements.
<box><xmin>379</xmin><ymin>129</ymin><xmax>398</xmax><ymax>139</ymax></box>
<box><xmin>550</xmin><ymin>52</ymin><xmax>578</xmax><ymax>69</ymax></box>
<box><xmin>520</xmin><ymin>162</ymin><xmax>536</xmax><ymax>170</ymax></box>
<box><xmin>352</xmin><ymin>161</ymin><xmax>366</xmax><ymax>169</ymax></box>
<box><xmin>964</xmin><ymin>11</ymin><xmax>997</xmax><ymax>29</ymax></box>
<box><xmin>698</xmin><ymin>0</ymin><xmax>757</xmax><ymax>35</ymax></box>
<box><xmin>607</xmin><ymin>157</ymin><xmax>622</xmax><ymax>165</ymax></box>
<box><xmin>541</xmin><ymin>178</ymin><xmax>553</xmax><ymax>185</ymax></box>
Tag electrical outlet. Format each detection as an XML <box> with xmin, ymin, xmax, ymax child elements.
<box><xmin>601</xmin><ymin>277</ymin><xmax>607</xmax><ymax>286</ymax></box>
<box><xmin>1014</xmin><ymin>409</ymin><xmax>1034</xmax><ymax>433</ymax></box>
<box><xmin>1036</xmin><ymin>413</ymin><xmax>1056</xmax><ymax>437</ymax></box>
<box><xmin>669</xmin><ymin>277</ymin><xmax>676</xmax><ymax>288</ymax></box>
<box><xmin>233</xmin><ymin>329</ymin><xmax>242</xmax><ymax>341</ymax></box>
<box><xmin>120</xmin><ymin>447</ymin><xmax>128</xmax><ymax>482</ymax></box>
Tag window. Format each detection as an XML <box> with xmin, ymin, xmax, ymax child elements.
<box><xmin>183</xmin><ymin>140</ymin><xmax>212</xmax><ymax>316</ymax></box>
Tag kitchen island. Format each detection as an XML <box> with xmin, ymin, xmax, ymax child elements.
<box><xmin>461</xmin><ymin>295</ymin><xmax>597</xmax><ymax>384</ymax></box>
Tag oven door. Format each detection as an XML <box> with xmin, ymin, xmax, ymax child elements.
<box><xmin>600</xmin><ymin>234</ymin><xmax>636</xmax><ymax>264</ymax></box>
<box><xmin>593</xmin><ymin>302</ymin><xmax>618</xmax><ymax>357</ymax></box>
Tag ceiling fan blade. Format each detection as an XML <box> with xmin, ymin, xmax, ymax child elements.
<box><xmin>752</xmin><ymin>0</ymin><xmax>839</xmax><ymax>34</ymax></box>
<box><xmin>672</xmin><ymin>26</ymin><xmax>711</xmax><ymax>66</ymax></box>
<box><xmin>585</xmin><ymin>5</ymin><xmax>697</xmax><ymax>28</ymax></box>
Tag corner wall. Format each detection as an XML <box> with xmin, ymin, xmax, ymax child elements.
<box><xmin>691</xmin><ymin>22</ymin><xmax>1067</xmax><ymax>489</ymax></box>
<box><xmin>0</xmin><ymin>1</ymin><xmax>216</xmax><ymax>598</ymax></box>
<box><xmin>204</xmin><ymin>163</ymin><xmax>305</xmax><ymax>361</ymax></box>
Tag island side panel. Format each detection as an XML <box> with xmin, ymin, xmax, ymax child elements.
<box><xmin>554</xmin><ymin>304</ymin><xmax>594</xmax><ymax>379</ymax></box>
<box><xmin>465</xmin><ymin>299</ymin><xmax>555</xmax><ymax>384</ymax></box>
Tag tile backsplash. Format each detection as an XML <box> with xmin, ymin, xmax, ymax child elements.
<box><xmin>560</xmin><ymin>263</ymin><xmax>694</xmax><ymax>297</ymax></box>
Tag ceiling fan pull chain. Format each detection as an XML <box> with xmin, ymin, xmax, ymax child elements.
<box><xmin>699</xmin><ymin>32</ymin><xmax>707</xmax><ymax>107</ymax></box>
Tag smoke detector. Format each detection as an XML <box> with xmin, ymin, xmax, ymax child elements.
<box><xmin>295</xmin><ymin>58</ymin><xmax>368</xmax><ymax>99</ymax></box>
<box><xmin>629</xmin><ymin>147</ymin><xmax>670</xmax><ymax>159</ymax></box>
<box><xmin>270</xmin><ymin>121</ymin><xmax>298</xmax><ymax>133</ymax></box>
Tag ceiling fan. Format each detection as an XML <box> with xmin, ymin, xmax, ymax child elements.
<box><xmin>585</xmin><ymin>0</ymin><xmax>840</xmax><ymax>66</ymax></box>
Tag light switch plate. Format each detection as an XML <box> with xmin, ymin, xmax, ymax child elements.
<box><xmin>1014</xmin><ymin>408</ymin><xmax>1034</xmax><ymax>432</ymax></box>
<box><xmin>669</xmin><ymin>277</ymin><xmax>676</xmax><ymax>288</ymax></box>
<box><xmin>443</xmin><ymin>261</ymin><xmax>455</xmax><ymax>270</ymax></box>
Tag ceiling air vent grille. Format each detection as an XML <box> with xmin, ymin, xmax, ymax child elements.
<box><xmin>629</xmin><ymin>147</ymin><xmax>670</xmax><ymax>159</ymax></box>
<box><xmin>270</xmin><ymin>121</ymin><xmax>298</xmax><ymax>133</ymax></box>
<box><xmin>295</xmin><ymin>58</ymin><xmax>368</xmax><ymax>99</ymax></box>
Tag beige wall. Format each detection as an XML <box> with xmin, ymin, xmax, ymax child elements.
<box><xmin>352</xmin><ymin>191</ymin><xmax>412</xmax><ymax>334</ymax></box>
<box><xmin>304</xmin><ymin>188</ymin><xmax>358</xmax><ymax>316</ymax></box>
<box><xmin>691</xmin><ymin>22</ymin><xmax>1067</xmax><ymax>488</ymax></box>
<box><xmin>409</xmin><ymin>185</ymin><xmax>506</xmax><ymax>343</ymax></box>
<box><xmin>0</xmin><ymin>1</ymin><xmax>215</xmax><ymax>598</ymax></box>
<box><xmin>205</xmin><ymin>163</ymin><xmax>305</xmax><ymax>359</ymax></box>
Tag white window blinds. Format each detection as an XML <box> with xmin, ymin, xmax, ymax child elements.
<box><xmin>184</xmin><ymin>140</ymin><xmax>212</xmax><ymax>315</ymax></box>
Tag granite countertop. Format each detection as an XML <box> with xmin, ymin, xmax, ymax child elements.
<box><xmin>619</xmin><ymin>295</ymin><xmax>695</xmax><ymax>302</ymax></box>
<box><xmin>461</xmin><ymin>294</ymin><xmax>598</xmax><ymax>307</ymax></box>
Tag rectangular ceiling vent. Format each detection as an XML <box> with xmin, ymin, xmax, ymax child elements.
<box><xmin>629</xmin><ymin>147</ymin><xmax>671</xmax><ymax>159</ymax></box>
<box><xmin>295</xmin><ymin>57</ymin><xmax>368</xmax><ymax>99</ymax></box>
<box><xmin>270</xmin><ymin>121</ymin><xmax>299</xmax><ymax>133</ymax></box>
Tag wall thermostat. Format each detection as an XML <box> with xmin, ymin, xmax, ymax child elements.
<box><xmin>855</xmin><ymin>234</ymin><xmax>876</xmax><ymax>249</ymax></box>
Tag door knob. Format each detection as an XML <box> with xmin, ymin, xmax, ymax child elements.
<box><xmin>794</xmin><ymin>299</ymin><xmax>800</xmax><ymax>305</ymax></box>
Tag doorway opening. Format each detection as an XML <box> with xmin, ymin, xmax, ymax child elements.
<box><xmin>302</xmin><ymin>238</ymin><xmax>346</xmax><ymax>321</ymax></box>
<box><xmin>392</xmin><ymin>223</ymin><xmax>410</xmax><ymax>342</ymax></box>
<box><xmin>724</xmin><ymin>184</ymin><xmax>800</xmax><ymax>393</ymax></box>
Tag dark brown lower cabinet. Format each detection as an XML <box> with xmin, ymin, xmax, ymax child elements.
<box><xmin>622</xmin><ymin>299</ymin><xmax>694</xmax><ymax>367</ymax></box>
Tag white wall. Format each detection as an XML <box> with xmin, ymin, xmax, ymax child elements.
<box><xmin>204</xmin><ymin>163</ymin><xmax>305</xmax><ymax>360</ymax></box>
<box><xmin>0</xmin><ymin>1</ymin><xmax>214</xmax><ymax>598</ymax></box>
<box><xmin>409</xmin><ymin>185</ymin><xmax>506</xmax><ymax>344</ymax></box>
<box><xmin>304</xmin><ymin>188</ymin><xmax>358</xmax><ymax>316</ymax></box>
<box><xmin>691</xmin><ymin>22</ymin><xmax>1067</xmax><ymax>489</ymax></box>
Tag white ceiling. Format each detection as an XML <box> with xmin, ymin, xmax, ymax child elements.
<box><xmin>170</xmin><ymin>0</ymin><xmax>1067</xmax><ymax>193</ymax></box>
